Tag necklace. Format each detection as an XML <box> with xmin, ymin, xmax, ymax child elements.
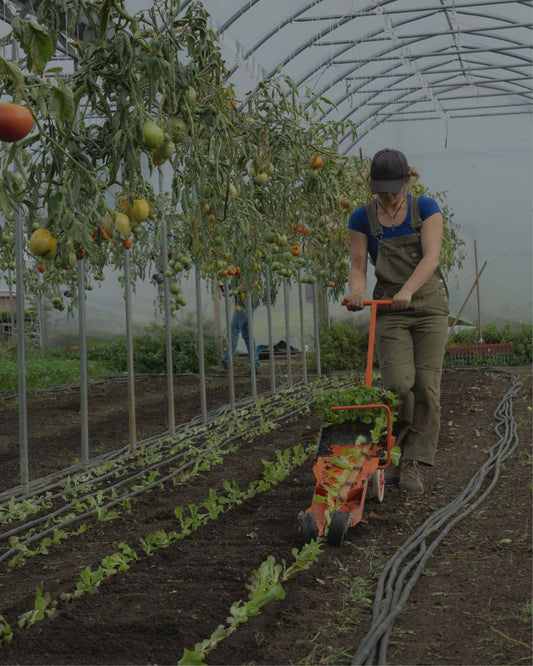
<box><xmin>377</xmin><ymin>196</ymin><xmax>405</xmax><ymax>231</ymax></box>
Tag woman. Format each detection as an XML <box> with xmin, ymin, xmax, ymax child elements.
<box><xmin>343</xmin><ymin>148</ymin><xmax>449</xmax><ymax>494</ymax></box>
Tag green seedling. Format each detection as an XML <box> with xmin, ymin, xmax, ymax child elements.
<box><xmin>0</xmin><ymin>615</ymin><xmax>13</xmax><ymax>646</ymax></box>
<box><xmin>18</xmin><ymin>589</ymin><xmax>57</xmax><ymax>628</ymax></box>
<box><xmin>179</xmin><ymin>541</ymin><xmax>323</xmax><ymax>665</ymax></box>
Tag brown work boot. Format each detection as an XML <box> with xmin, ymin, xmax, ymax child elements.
<box><xmin>399</xmin><ymin>460</ymin><xmax>424</xmax><ymax>494</ymax></box>
<box><xmin>384</xmin><ymin>464</ymin><xmax>400</xmax><ymax>486</ymax></box>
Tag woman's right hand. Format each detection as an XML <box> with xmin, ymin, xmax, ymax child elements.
<box><xmin>342</xmin><ymin>293</ymin><xmax>365</xmax><ymax>311</ymax></box>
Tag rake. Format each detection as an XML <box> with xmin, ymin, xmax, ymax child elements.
<box><xmin>447</xmin><ymin>241</ymin><xmax>513</xmax><ymax>365</ymax></box>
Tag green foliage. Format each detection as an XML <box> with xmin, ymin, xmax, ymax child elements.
<box><xmin>0</xmin><ymin>347</ymin><xmax>110</xmax><ymax>392</ymax></box>
<box><xmin>310</xmin><ymin>322</ymin><xmax>368</xmax><ymax>372</ymax></box>
<box><xmin>81</xmin><ymin>325</ymin><xmax>219</xmax><ymax>375</ymax></box>
<box><xmin>0</xmin><ymin>322</ymin><xmax>219</xmax><ymax>393</ymax></box>
<box><xmin>447</xmin><ymin>322</ymin><xmax>532</xmax><ymax>366</ymax></box>
<box><xmin>315</xmin><ymin>386</ymin><xmax>398</xmax><ymax>425</ymax></box>
<box><xmin>314</xmin><ymin>385</ymin><xmax>398</xmax><ymax>442</ymax></box>
<box><xmin>84</xmin><ymin>339</ymin><xmax>128</xmax><ymax>373</ymax></box>
<box><xmin>134</xmin><ymin>325</ymin><xmax>218</xmax><ymax>374</ymax></box>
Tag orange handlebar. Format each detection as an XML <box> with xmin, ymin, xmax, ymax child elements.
<box><xmin>340</xmin><ymin>299</ymin><xmax>392</xmax><ymax>386</ymax></box>
<box><xmin>341</xmin><ymin>298</ymin><xmax>393</xmax><ymax>307</ymax></box>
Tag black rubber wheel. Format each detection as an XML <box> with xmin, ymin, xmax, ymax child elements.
<box><xmin>327</xmin><ymin>510</ymin><xmax>349</xmax><ymax>547</ymax></box>
<box><xmin>298</xmin><ymin>512</ymin><xmax>318</xmax><ymax>543</ymax></box>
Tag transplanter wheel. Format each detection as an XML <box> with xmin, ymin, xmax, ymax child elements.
<box><xmin>297</xmin><ymin>512</ymin><xmax>318</xmax><ymax>543</ymax></box>
<box><xmin>370</xmin><ymin>468</ymin><xmax>385</xmax><ymax>502</ymax></box>
<box><xmin>327</xmin><ymin>510</ymin><xmax>349</xmax><ymax>547</ymax></box>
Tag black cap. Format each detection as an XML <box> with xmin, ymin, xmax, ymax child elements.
<box><xmin>370</xmin><ymin>148</ymin><xmax>409</xmax><ymax>194</ymax></box>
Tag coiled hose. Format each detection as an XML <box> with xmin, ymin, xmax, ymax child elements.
<box><xmin>352</xmin><ymin>368</ymin><xmax>522</xmax><ymax>666</ymax></box>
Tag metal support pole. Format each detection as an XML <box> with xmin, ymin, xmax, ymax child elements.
<box><xmin>298</xmin><ymin>275</ymin><xmax>307</xmax><ymax>383</ymax></box>
<box><xmin>37</xmin><ymin>276</ymin><xmax>45</xmax><ymax>350</ymax></box>
<box><xmin>123</xmin><ymin>247</ymin><xmax>137</xmax><ymax>450</ymax></box>
<box><xmin>15</xmin><ymin>207</ymin><xmax>28</xmax><ymax>492</ymax></box>
<box><xmin>264</xmin><ymin>266</ymin><xmax>275</xmax><ymax>392</ymax></box>
<box><xmin>283</xmin><ymin>277</ymin><xmax>292</xmax><ymax>387</ymax></box>
<box><xmin>313</xmin><ymin>282</ymin><xmax>322</xmax><ymax>377</ymax></box>
<box><xmin>8</xmin><ymin>271</ymin><xmax>15</xmax><ymax>333</ymax></box>
<box><xmin>159</xmin><ymin>170</ymin><xmax>175</xmax><ymax>436</ymax></box>
<box><xmin>223</xmin><ymin>276</ymin><xmax>236</xmax><ymax>410</ymax></box>
<box><xmin>247</xmin><ymin>292</ymin><xmax>257</xmax><ymax>399</ymax></box>
<box><xmin>195</xmin><ymin>264</ymin><xmax>207</xmax><ymax>423</ymax></box>
<box><xmin>77</xmin><ymin>253</ymin><xmax>89</xmax><ymax>468</ymax></box>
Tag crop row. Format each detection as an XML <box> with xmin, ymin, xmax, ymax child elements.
<box><xmin>0</xmin><ymin>440</ymin><xmax>322</xmax><ymax>653</ymax></box>
<box><xmin>0</xmin><ymin>374</ymin><xmax>355</xmax><ymax>566</ymax></box>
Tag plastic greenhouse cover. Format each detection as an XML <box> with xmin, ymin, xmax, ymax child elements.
<box><xmin>0</xmin><ymin>0</ymin><xmax>530</xmax><ymax>335</ymax></box>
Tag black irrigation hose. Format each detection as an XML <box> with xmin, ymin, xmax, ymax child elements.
<box><xmin>352</xmin><ymin>367</ymin><xmax>523</xmax><ymax>666</ymax></box>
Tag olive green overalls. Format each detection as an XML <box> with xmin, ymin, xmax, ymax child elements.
<box><xmin>365</xmin><ymin>196</ymin><xmax>449</xmax><ymax>466</ymax></box>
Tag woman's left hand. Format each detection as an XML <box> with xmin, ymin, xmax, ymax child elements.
<box><xmin>391</xmin><ymin>287</ymin><xmax>412</xmax><ymax>310</ymax></box>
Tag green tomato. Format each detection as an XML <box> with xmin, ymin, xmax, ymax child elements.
<box><xmin>254</xmin><ymin>172</ymin><xmax>269</xmax><ymax>186</ymax></box>
<box><xmin>155</xmin><ymin>139</ymin><xmax>175</xmax><ymax>160</ymax></box>
<box><xmin>165</xmin><ymin>116</ymin><xmax>188</xmax><ymax>139</ymax></box>
<box><xmin>143</xmin><ymin>120</ymin><xmax>164</xmax><ymax>150</ymax></box>
<box><xmin>184</xmin><ymin>86</ymin><xmax>197</xmax><ymax>106</ymax></box>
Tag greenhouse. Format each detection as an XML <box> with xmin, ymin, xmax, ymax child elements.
<box><xmin>0</xmin><ymin>1</ymin><xmax>531</xmax><ymax>665</ymax></box>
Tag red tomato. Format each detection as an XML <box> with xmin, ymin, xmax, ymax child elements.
<box><xmin>0</xmin><ymin>103</ymin><xmax>34</xmax><ymax>142</ymax></box>
<box><xmin>37</xmin><ymin>263</ymin><xmax>46</xmax><ymax>274</ymax></box>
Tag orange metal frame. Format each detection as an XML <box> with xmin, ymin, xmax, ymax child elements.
<box><xmin>304</xmin><ymin>300</ymin><xmax>395</xmax><ymax>537</ymax></box>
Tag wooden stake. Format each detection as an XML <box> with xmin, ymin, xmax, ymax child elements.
<box><xmin>474</xmin><ymin>240</ymin><xmax>483</xmax><ymax>342</ymax></box>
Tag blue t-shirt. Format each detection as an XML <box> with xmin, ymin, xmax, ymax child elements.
<box><xmin>348</xmin><ymin>194</ymin><xmax>441</xmax><ymax>265</ymax></box>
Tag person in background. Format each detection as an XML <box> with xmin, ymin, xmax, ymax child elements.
<box><xmin>343</xmin><ymin>148</ymin><xmax>449</xmax><ymax>494</ymax></box>
<box><xmin>210</xmin><ymin>281</ymin><xmax>261</xmax><ymax>374</ymax></box>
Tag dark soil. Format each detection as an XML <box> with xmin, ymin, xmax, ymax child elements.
<box><xmin>0</xmin><ymin>366</ymin><xmax>531</xmax><ymax>666</ymax></box>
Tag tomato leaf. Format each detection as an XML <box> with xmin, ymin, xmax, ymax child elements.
<box><xmin>0</xmin><ymin>57</ymin><xmax>24</xmax><ymax>90</ymax></box>
<box><xmin>50</xmin><ymin>79</ymin><xmax>75</xmax><ymax>128</ymax></box>
<box><xmin>11</xmin><ymin>17</ymin><xmax>53</xmax><ymax>75</ymax></box>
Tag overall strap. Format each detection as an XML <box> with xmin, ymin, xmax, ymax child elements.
<box><xmin>410</xmin><ymin>194</ymin><xmax>422</xmax><ymax>230</ymax></box>
<box><xmin>366</xmin><ymin>194</ymin><xmax>422</xmax><ymax>236</ymax></box>
<box><xmin>364</xmin><ymin>200</ymin><xmax>383</xmax><ymax>239</ymax></box>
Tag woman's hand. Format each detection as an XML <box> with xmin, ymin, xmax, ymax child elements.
<box><xmin>342</xmin><ymin>293</ymin><xmax>365</xmax><ymax>311</ymax></box>
<box><xmin>391</xmin><ymin>287</ymin><xmax>412</xmax><ymax>310</ymax></box>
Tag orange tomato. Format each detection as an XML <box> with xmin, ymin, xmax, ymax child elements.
<box><xmin>0</xmin><ymin>103</ymin><xmax>33</xmax><ymax>142</ymax></box>
<box><xmin>309</xmin><ymin>155</ymin><xmax>323</xmax><ymax>170</ymax></box>
<box><xmin>340</xmin><ymin>197</ymin><xmax>352</xmax><ymax>210</ymax></box>
<box><xmin>290</xmin><ymin>244</ymin><xmax>302</xmax><ymax>257</ymax></box>
<box><xmin>123</xmin><ymin>238</ymin><xmax>133</xmax><ymax>249</ymax></box>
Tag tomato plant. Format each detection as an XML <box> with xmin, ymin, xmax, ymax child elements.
<box><xmin>0</xmin><ymin>0</ymin><xmax>465</xmax><ymax>318</ymax></box>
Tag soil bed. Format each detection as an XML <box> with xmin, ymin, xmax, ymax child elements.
<box><xmin>0</xmin><ymin>367</ymin><xmax>531</xmax><ymax>665</ymax></box>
